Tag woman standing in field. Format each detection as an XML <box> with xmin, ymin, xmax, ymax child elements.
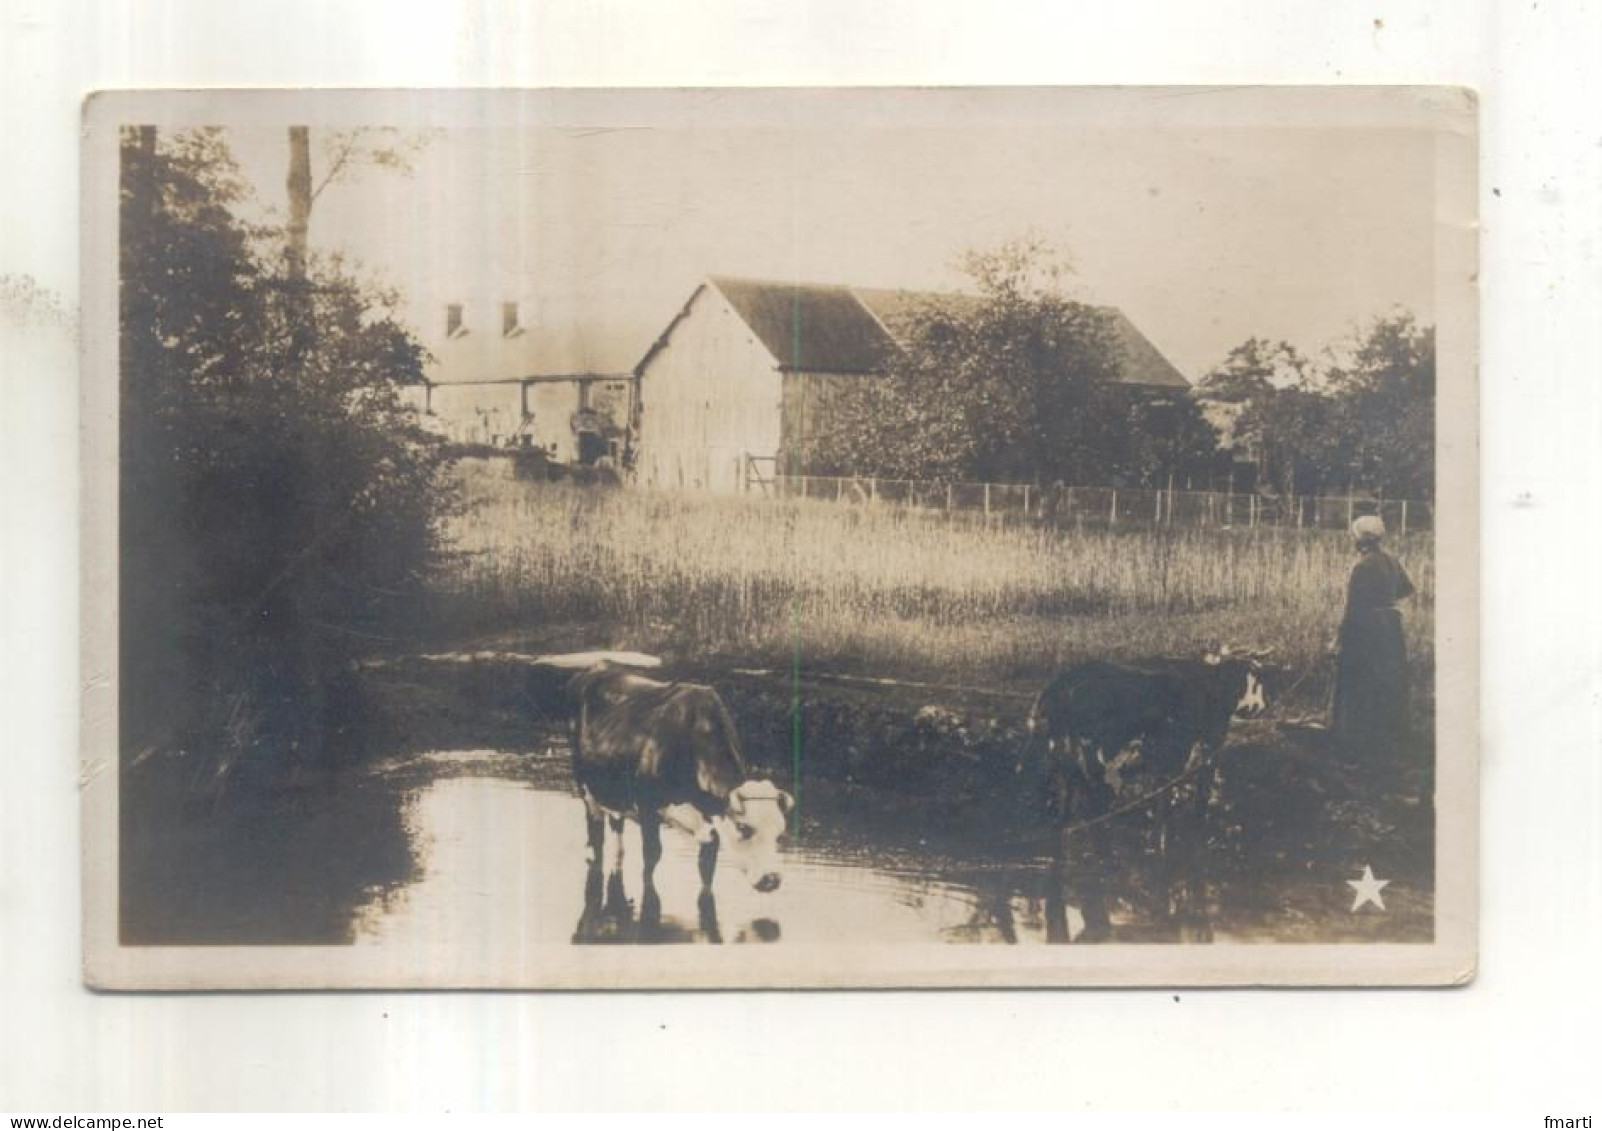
<box><xmin>1329</xmin><ymin>515</ymin><xmax>1416</xmax><ymax>761</ymax></box>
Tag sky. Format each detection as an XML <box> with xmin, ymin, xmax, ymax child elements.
<box><xmin>219</xmin><ymin>93</ymin><xmax>1441</xmax><ymax>381</ymax></box>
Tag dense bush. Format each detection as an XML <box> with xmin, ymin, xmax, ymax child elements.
<box><xmin>119</xmin><ymin>127</ymin><xmax>450</xmax><ymax>787</ymax></box>
<box><xmin>1197</xmin><ymin>321</ymin><xmax>1437</xmax><ymax>499</ymax></box>
<box><xmin>803</xmin><ymin>237</ymin><xmax>1224</xmax><ymax>487</ymax></box>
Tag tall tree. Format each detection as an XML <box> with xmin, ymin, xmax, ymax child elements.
<box><xmin>805</xmin><ymin>236</ymin><xmax>1196</xmax><ymax>484</ymax></box>
<box><xmin>1200</xmin><ymin>315</ymin><xmax>1435</xmax><ymax>499</ymax></box>
<box><xmin>1326</xmin><ymin>313</ymin><xmax>1436</xmax><ymax>498</ymax></box>
<box><xmin>285</xmin><ymin>126</ymin><xmax>429</xmax><ymax>261</ymax></box>
<box><xmin>285</xmin><ymin>127</ymin><xmax>315</xmax><ymax>365</ymax></box>
<box><xmin>286</xmin><ymin>126</ymin><xmax>313</xmax><ymax>283</ymax></box>
<box><xmin>120</xmin><ymin>127</ymin><xmax>447</xmax><ymax>787</ymax></box>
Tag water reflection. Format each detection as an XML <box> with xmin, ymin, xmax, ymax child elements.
<box><xmin>350</xmin><ymin>764</ymin><xmax>1089</xmax><ymax>948</ymax></box>
<box><xmin>571</xmin><ymin>864</ymin><xmax>724</xmax><ymax>944</ymax></box>
<box><xmin>339</xmin><ymin>744</ymin><xmax>1438</xmax><ymax>949</ymax></box>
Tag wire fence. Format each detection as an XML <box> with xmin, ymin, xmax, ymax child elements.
<box><xmin>763</xmin><ymin>474</ymin><xmax>1433</xmax><ymax>534</ymax></box>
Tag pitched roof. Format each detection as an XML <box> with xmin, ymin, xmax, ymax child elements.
<box><xmin>851</xmin><ymin>286</ymin><xmax>983</xmax><ymax>336</ymax></box>
<box><xmin>656</xmin><ymin>276</ymin><xmax>1189</xmax><ymax>389</ymax></box>
<box><xmin>421</xmin><ymin>316</ymin><xmax>643</xmax><ymax>385</ymax></box>
<box><xmin>858</xmin><ymin>285</ymin><xmax>1189</xmax><ymax>389</ymax></box>
<box><xmin>709</xmin><ymin>276</ymin><xmax>894</xmax><ymax>375</ymax></box>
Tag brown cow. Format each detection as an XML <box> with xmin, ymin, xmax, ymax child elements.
<box><xmin>567</xmin><ymin>667</ymin><xmax>792</xmax><ymax>902</ymax></box>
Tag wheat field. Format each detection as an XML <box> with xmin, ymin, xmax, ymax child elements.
<box><xmin>433</xmin><ymin>459</ymin><xmax>1434</xmax><ymax>703</ymax></box>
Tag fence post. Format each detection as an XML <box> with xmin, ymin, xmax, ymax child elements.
<box><xmin>984</xmin><ymin>482</ymin><xmax>991</xmax><ymax>518</ymax></box>
<box><xmin>1250</xmin><ymin>493</ymin><xmax>1257</xmax><ymax>527</ymax></box>
<box><xmin>869</xmin><ymin>476</ymin><xmax>877</xmax><ymax>503</ymax></box>
<box><xmin>1110</xmin><ymin>489</ymin><xmax>1118</xmax><ymax>525</ymax></box>
<box><xmin>1022</xmin><ymin>484</ymin><xmax>1031</xmax><ymax>518</ymax></box>
<box><xmin>1401</xmin><ymin>499</ymin><xmax>1408</xmax><ymax>536</ymax></box>
<box><xmin>946</xmin><ymin>483</ymin><xmax>953</xmax><ymax>514</ymax></box>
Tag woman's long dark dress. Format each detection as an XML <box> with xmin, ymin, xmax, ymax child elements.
<box><xmin>1330</xmin><ymin>547</ymin><xmax>1415</xmax><ymax>760</ymax></box>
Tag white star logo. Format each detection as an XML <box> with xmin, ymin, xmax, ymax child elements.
<box><xmin>1347</xmin><ymin>865</ymin><xmax>1391</xmax><ymax>912</ymax></box>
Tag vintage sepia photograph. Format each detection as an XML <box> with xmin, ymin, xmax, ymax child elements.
<box><xmin>80</xmin><ymin>87</ymin><xmax>1477</xmax><ymax>988</ymax></box>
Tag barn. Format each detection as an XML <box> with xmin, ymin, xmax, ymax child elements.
<box><xmin>402</xmin><ymin>301</ymin><xmax>636</xmax><ymax>464</ymax></box>
<box><xmin>630</xmin><ymin>276</ymin><xmax>1191</xmax><ymax>492</ymax></box>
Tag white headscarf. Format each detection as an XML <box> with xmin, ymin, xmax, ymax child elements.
<box><xmin>1351</xmin><ymin>515</ymin><xmax>1386</xmax><ymax>545</ymax></box>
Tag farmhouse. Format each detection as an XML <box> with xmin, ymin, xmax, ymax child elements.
<box><xmin>402</xmin><ymin>301</ymin><xmax>636</xmax><ymax>464</ymax></box>
<box><xmin>631</xmin><ymin>276</ymin><xmax>1191</xmax><ymax>492</ymax></box>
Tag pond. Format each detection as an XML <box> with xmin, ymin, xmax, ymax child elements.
<box><xmin>350</xmin><ymin>751</ymin><xmax>1092</xmax><ymax>949</ymax></box>
<box><xmin>347</xmin><ymin>747</ymin><xmax>1433</xmax><ymax>951</ymax></box>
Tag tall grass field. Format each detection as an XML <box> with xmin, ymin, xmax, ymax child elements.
<box><xmin>433</xmin><ymin>459</ymin><xmax>1434</xmax><ymax>710</ymax></box>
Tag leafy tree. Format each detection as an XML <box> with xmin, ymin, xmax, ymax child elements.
<box><xmin>284</xmin><ymin>126</ymin><xmax>430</xmax><ymax>305</ymax></box>
<box><xmin>807</xmin><ymin>236</ymin><xmax>1203</xmax><ymax>485</ymax></box>
<box><xmin>1196</xmin><ymin>337</ymin><xmax>1308</xmax><ymax>401</ymax></box>
<box><xmin>1238</xmin><ymin>386</ymin><xmax>1348</xmax><ymax>497</ymax></box>
<box><xmin>120</xmin><ymin>127</ymin><xmax>448</xmax><ymax>787</ymax></box>
<box><xmin>1115</xmin><ymin>391</ymin><xmax>1227</xmax><ymax>489</ymax></box>
<box><xmin>1199</xmin><ymin>315</ymin><xmax>1435</xmax><ymax>499</ymax></box>
<box><xmin>1326</xmin><ymin>313</ymin><xmax>1436</xmax><ymax>498</ymax></box>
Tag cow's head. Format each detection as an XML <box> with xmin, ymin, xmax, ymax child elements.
<box><xmin>721</xmin><ymin>780</ymin><xmax>793</xmax><ymax>892</ymax></box>
<box><xmin>1205</xmin><ymin>645</ymin><xmax>1271</xmax><ymax>719</ymax></box>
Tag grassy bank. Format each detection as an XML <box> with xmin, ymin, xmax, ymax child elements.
<box><xmin>431</xmin><ymin>459</ymin><xmax>1434</xmax><ymax>705</ymax></box>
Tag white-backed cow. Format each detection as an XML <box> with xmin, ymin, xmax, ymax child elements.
<box><xmin>567</xmin><ymin>666</ymin><xmax>793</xmax><ymax>905</ymax></box>
<box><xmin>1025</xmin><ymin>650</ymin><xmax>1269</xmax><ymax>941</ymax></box>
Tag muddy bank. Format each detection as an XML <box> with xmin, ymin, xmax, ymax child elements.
<box><xmin>359</xmin><ymin>648</ymin><xmax>1043</xmax><ymax>830</ymax></box>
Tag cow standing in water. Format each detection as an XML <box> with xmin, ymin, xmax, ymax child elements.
<box><xmin>1025</xmin><ymin>650</ymin><xmax>1268</xmax><ymax>942</ymax></box>
<box><xmin>567</xmin><ymin>666</ymin><xmax>792</xmax><ymax>930</ymax></box>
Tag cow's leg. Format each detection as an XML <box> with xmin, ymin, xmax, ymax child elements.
<box><xmin>1180</xmin><ymin>755</ymin><xmax>1218</xmax><ymax>943</ymax></box>
<box><xmin>582</xmin><ymin>789</ymin><xmax>606</xmax><ymax>868</ymax></box>
<box><xmin>697</xmin><ymin>888</ymin><xmax>723</xmax><ymax>944</ymax></box>
<box><xmin>1078</xmin><ymin>773</ymin><xmax>1117</xmax><ymax>942</ymax></box>
<box><xmin>697</xmin><ymin>827</ymin><xmax>720</xmax><ymax>889</ymax></box>
<box><xmin>1153</xmin><ymin>789</ymin><xmax>1176</xmax><ymax>928</ymax></box>
<box><xmin>607</xmin><ymin>813</ymin><xmax>627</xmax><ymax>873</ymax></box>
<box><xmin>634</xmin><ymin>810</ymin><xmax>665</xmax><ymax>938</ymax></box>
<box><xmin>986</xmin><ymin>887</ymin><xmax>1019</xmax><ymax>945</ymax></box>
<box><xmin>1068</xmin><ymin>747</ymin><xmax>1115</xmax><ymax>943</ymax></box>
<box><xmin>640</xmin><ymin>808</ymin><xmax>664</xmax><ymax>888</ymax></box>
<box><xmin>602</xmin><ymin>868</ymin><xmax>629</xmax><ymax>919</ymax></box>
<box><xmin>638</xmin><ymin>882</ymin><xmax>663</xmax><ymax>936</ymax></box>
<box><xmin>1044</xmin><ymin>761</ymin><xmax>1073</xmax><ymax>944</ymax></box>
<box><xmin>571</xmin><ymin>859</ymin><xmax>606</xmax><ymax>944</ymax></box>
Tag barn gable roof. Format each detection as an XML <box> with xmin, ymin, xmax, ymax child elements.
<box><xmin>1096</xmin><ymin>307</ymin><xmax>1191</xmax><ymax>391</ymax></box>
<box><xmin>640</xmin><ymin>275</ymin><xmax>1190</xmax><ymax>390</ymax></box>
<box><xmin>855</xmin><ymin>284</ymin><xmax>1190</xmax><ymax>390</ymax></box>
<box><xmin>708</xmin><ymin>276</ymin><xmax>895</xmax><ymax>375</ymax></box>
<box><xmin>851</xmin><ymin>286</ymin><xmax>982</xmax><ymax>336</ymax></box>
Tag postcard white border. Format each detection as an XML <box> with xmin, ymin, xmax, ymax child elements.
<box><xmin>80</xmin><ymin>86</ymin><xmax>1476</xmax><ymax>990</ymax></box>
